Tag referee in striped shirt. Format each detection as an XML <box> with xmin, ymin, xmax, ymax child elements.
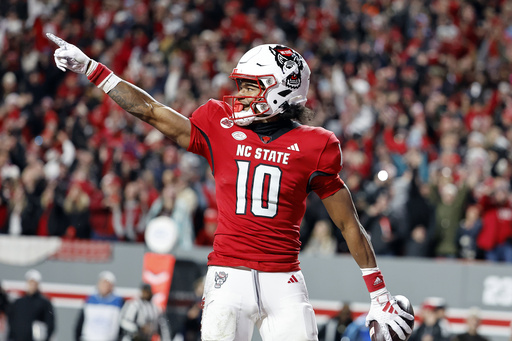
<box><xmin>119</xmin><ymin>283</ymin><xmax>171</xmax><ymax>341</ymax></box>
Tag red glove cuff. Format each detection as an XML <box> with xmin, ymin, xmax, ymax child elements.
<box><xmin>87</xmin><ymin>63</ymin><xmax>113</xmax><ymax>87</ymax></box>
<box><xmin>363</xmin><ymin>270</ymin><xmax>386</xmax><ymax>293</ymax></box>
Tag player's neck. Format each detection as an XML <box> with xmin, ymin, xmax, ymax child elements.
<box><xmin>248</xmin><ymin>118</ymin><xmax>294</xmax><ymax>135</ymax></box>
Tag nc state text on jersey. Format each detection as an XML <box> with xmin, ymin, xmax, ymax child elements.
<box><xmin>236</xmin><ymin>145</ymin><xmax>291</xmax><ymax>165</ymax></box>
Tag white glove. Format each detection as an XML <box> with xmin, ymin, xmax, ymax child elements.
<box><xmin>46</xmin><ymin>32</ymin><xmax>120</xmax><ymax>93</ymax></box>
<box><xmin>365</xmin><ymin>289</ymin><xmax>414</xmax><ymax>341</ymax></box>
<box><xmin>46</xmin><ymin>33</ymin><xmax>93</xmax><ymax>74</ymax></box>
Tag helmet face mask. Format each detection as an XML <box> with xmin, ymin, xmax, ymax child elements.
<box><xmin>224</xmin><ymin>44</ymin><xmax>310</xmax><ymax>126</ymax></box>
<box><xmin>224</xmin><ymin>74</ymin><xmax>277</xmax><ymax>126</ymax></box>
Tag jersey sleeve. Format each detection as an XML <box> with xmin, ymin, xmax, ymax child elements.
<box><xmin>309</xmin><ymin>133</ymin><xmax>344</xmax><ymax>199</ymax></box>
<box><xmin>187</xmin><ymin>99</ymin><xmax>225</xmax><ymax>164</ymax></box>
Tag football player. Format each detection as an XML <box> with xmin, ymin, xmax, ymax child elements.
<box><xmin>47</xmin><ymin>33</ymin><xmax>413</xmax><ymax>341</ymax></box>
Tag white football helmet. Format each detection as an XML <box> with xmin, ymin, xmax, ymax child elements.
<box><xmin>224</xmin><ymin>44</ymin><xmax>310</xmax><ymax>126</ymax></box>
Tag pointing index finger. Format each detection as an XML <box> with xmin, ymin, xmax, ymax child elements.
<box><xmin>46</xmin><ymin>33</ymin><xmax>68</xmax><ymax>47</ymax></box>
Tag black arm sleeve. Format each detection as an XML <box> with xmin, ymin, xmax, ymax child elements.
<box><xmin>75</xmin><ymin>309</ymin><xmax>84</xmax><ymax>341</ymax></box>
<box><xmin>44</xmin><ymin>299</ymin><xmax>55</xmax><ymax>341</ymax></box>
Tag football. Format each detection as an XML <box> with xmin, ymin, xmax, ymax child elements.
<box><xmin>369</xmin><ymin>295</ymin><xmax>415</xmax><ymax>341</ymax></box>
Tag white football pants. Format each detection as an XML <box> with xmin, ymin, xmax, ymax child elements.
<box><xmin>201</xmin><ymin>266</ymin><xmax>319</xmax><ymax>341</ymax></box>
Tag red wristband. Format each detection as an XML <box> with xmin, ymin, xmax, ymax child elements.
<box><xmin>87</xmin><ymin>63</ymin><xmax>112</xmax><ymax>87</ymax></box>
<box><xmin>363</xmin><ymin>270</ymin><xmax>386</xmax><ymax>293</ymax></box>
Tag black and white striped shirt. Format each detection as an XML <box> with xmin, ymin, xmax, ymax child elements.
<box><xmin>119</xmin><ymin>298</ymin><xmax>171</xmax><ymax>341</ymax></box>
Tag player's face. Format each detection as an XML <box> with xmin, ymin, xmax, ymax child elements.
<box><xmin>236</xmin><ymin>80</ymin><xmax>263</xmax><ymax>109</ymax></box>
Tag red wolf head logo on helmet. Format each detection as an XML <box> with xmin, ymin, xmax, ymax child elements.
<box><xmin>269</xmin><ymin>45</ymin><xmax>304</xmax><ymax>90</ymax></box>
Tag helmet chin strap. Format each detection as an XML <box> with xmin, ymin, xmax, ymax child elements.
<box><xmin>233</xmin><ymin>108</ymin><xmax>255</xmax><ymax>126</ymax></box>
<box><xmin>288</xmin><ymin>95</ymin><xmax>307</xmax><ymax>106</ymax></box>
<box><xmin>233</xmin><ymin>100</ymin><xmax>274</xmax><ymax>126</ymax></box>
<box><xmin>255</xmin><ymin>103</ymin><xmax>269</xmax><ymax>112</ymax></box>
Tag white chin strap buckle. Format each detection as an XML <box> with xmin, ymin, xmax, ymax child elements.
<box><xmin>234</xmin><ymin>109</ymin><xmax>255</xmax><ymax>126</ymax></box>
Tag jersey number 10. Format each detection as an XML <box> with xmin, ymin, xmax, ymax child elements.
<box><xmin>235</xmin><ymin>160</ymin><xmax>282</xmax><ymax>218</ymax></box>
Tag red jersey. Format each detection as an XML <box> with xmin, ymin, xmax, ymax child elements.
<box><xmin>188</xmin><ymin>100</ymin><xmax>344</xmax><ymax>272</ymax></box>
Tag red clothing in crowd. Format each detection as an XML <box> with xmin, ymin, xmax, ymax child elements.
<box><xmin>0</xmin><ymin>202</ymin><xmax>7</xmax><ymax>231</ymax></box>
<box><xmin>88</xmin><ymin>190</ymin><xmax>116</xmax><ymax>239</ymax></box>
<box><xmin>477</xmin><ymin>195</ymin><xmax>512</xmax><ymax>251</ymax></box>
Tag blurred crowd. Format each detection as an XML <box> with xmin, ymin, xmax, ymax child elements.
<box><xmin>1</xmin><ymin>0</ymin><xmax>512</xmax><ymax>261</ymax></box>
<box><xmin>319</xmin><ymin>297</ymin><xmax>496</xmax><ymax>341</ymax></box>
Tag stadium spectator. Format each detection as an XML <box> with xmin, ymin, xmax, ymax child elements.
<box><xmin>41</xmin><ymin>161</ymin><xmax>71</xmax><ymax>237</ymax></box>
<box><xmin>302</xmin><ymin>219</ymin><xmax>337</xmax><ymax>256</ymax></box>
<box><xmin>136</xmin><ymin>169</ymin><xmax>160</xmax><ymax>220</ymax></box>
<box><xmin>318</xmin><ymin>302</ymin><xmax>353</xmax><ymax>341</ymax></box>
<box><xmin>452</xmin><ymin>308</ymin><xmax>489</xmax><ymax>341</ymax></box>
<box><xmin>301</xmin><ymin>192</ymin><xmax>334</xmax><ymax>252</ymax></box>
<box><xmin>63</xmin><ymin>178</ymin><xmax>92</xmax><ymax>239</ymax></box>
<box><xmin>112</xmin><ymin>181</ymin><xmax>143</xmax><ymax>242</ymax></box>
<box><xmin>179</xmin><ymin>276</ymin><xmax>205</xmax><ymax>341</ymax></box>
<box><xmin>75</xmin><ymin>271</ymin><xmax>123</xmax><ymax>341</ymax></box>
<box><xmin>403</xmin><ymin>158</ymin><xmax>434</xmax><ymax>258</ymax></box>
<box><xmin>141</xmin><ymin>179</ymin><xmax>197</xmax><ymax>250</ymax></box>
<box><xmin>7</xmin><ymin>269</ymin><xmax>55</xmax><ymax>341</ymax></box>
<box><xmin>410</xmin><ymin>297</ymin><xmax>452</xmax><ymax>341</ymax></box>
<box><xmin>195</xmin><ymin>207</ymin><xmax>217</xmax><ymax>247</ymax></box>
<box><xmin>475</xmin><ymin>176</ymin><xmax>512</xmax><ymax>262</ymax></box>
<box><xmin>88</xmin><ymin>173</ymin><xmax>122</xmax><ymax>241</ymax></box>
<box><xmin>361</xmin><ymin>188</ymin><xmax>404</xmax><ymax>256</ymax></box>
<box><xmin>427</xmin><ymin>170</ymin><xmax>474</xmax><ymax>258</ymax></box>
<box><xmin>456</xmin><ymin>205</ymin><xmax>483</xmax><ymax>260</ymax></box>
<box><xmin>341</xmin><ymin>313</ymin><xmax>371</xmax><ymax>341</ymax></box>
<box><xmin>3</xmin><ymin>161</ymin><xmax>45</xmax><ymax>236</ymax></box>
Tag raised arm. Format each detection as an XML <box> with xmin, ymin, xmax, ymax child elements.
<box><xmin>46</xmin><ymin>33</ymin><xmax>191</xmax><ymax>149</ymax></box>
<box><xmin>107</xmin><ymin>82</ymin><xmax>191</xmax><ymax>148</ymax></box>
